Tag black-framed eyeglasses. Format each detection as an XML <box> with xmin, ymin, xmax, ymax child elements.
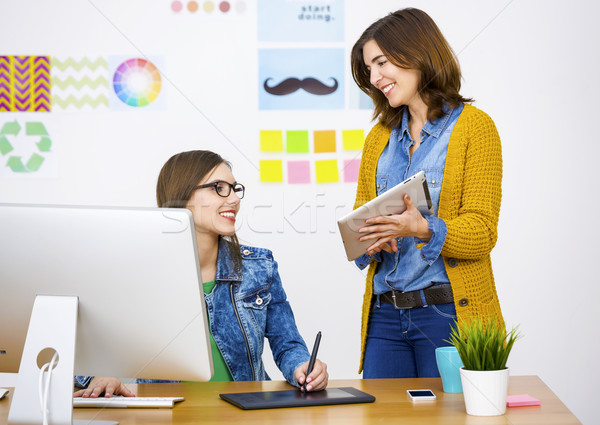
<box><xmin>194</xmin><ymin>181</ymin><xmax>245</xmax><ymax>199</ymax></box>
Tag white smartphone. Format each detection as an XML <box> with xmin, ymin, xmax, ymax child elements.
<box><xmin>407</xmin><ymin>389</ymin><xmax>436</xmax><ymax>401</ymax></box>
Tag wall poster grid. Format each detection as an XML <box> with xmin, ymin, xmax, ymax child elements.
<box><xmin>0</xmin><ymin>0</ymin><xmax>370</xmax><ymax>185</ymax></box>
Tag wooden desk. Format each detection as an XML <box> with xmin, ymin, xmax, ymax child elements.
<box><xmin>0</xmin><ymin>376</ymin><xmax>580</xmax><ymax>424</ymax></box>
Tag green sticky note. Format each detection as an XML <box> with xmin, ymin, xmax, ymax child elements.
<box><xmin>315</xmin><ymin>159</ymin><xmax>339</xmax><ymax>183</ymax></box>
<box><xmin>260</xmin><ymin>130</ymin><xmax>283</xmax><ymax>152</ymax></box>
<box><xmin>260</xmin><ymin>160</ymin><xmax>283</xmax><ymax>182</ymax></box>
<box><xmin>286</xmin><ymin>130</ymin><xmax>309</xmax><ymax>153</ymax></box>
<box><xmin>342</xmin><ymin>129</ymin><xmax>365</xmax><ymax>150</ymax></box>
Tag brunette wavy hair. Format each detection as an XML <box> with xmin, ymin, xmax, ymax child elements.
<box><xmin>351</xmin><ymin>8</ymin><xmax>473</xmax><ymax>128</ymax></box>
<box><xmin>156</xmin><ymin>150</ymin><xmax>242</xmax><ymax>269</ymax></box>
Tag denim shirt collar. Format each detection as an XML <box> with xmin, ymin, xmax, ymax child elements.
<box><xmin>215</xmin><ymin>238</ymin><xmax>242</xmax><ymax>282</ymax></box>
<box><xmin>397</xmin><ymin>104</ymin><xmax>454</xmax><ymax>140</ymax></box>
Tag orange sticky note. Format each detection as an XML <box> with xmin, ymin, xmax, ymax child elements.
<box><xmin>314</xmin><ymin>130</ymin><xmax>336</xmax><ymax>153</ymax></box>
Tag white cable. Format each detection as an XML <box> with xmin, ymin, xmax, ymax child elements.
<box><xmin>38</xmin><ymin>361</ymin><xmax>49</xmax><ymax>425</ymax></box>
<box><xmin>43</xmin><ymin>353</ymin><xmax>58</xmax><ymax>425</ymax></box>
<box><xmin>38</xmin><ymin>352</ymin><xmax>59</xmax><ymax>425</ymax></box>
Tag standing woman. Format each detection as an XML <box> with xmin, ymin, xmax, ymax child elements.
<box><xmin>350</xmin><ymin>8</ymin><xmax>504</xmax><ymax>378</ymax></box>
<box><xmin>75</xmin><ymin>150</ymin><xmax>327</xmax><ymax>397</ymax></box>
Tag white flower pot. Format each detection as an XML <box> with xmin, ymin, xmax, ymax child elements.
<box><xmin>459</xmin><ymin>367</ymin><xmax>509</xmax><ymax>416</ymax></box>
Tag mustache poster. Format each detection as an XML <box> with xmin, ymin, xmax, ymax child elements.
<box><xmin>263</xmin><ymin>77</ymin><xmax>339</xmax><ymax>96</ymax></box>
<box><xmin>258</xmin><ymin>48</ymin><xmax>345</xmax><ymax>110</ymax></box>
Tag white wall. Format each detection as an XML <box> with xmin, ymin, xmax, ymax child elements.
<box><xmin>1</xmin><ymin>1</ymin><xmax>598</xmax><ymax>423</ymax></box>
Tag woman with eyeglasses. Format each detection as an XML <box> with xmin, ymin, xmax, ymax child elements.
<box><xmin>74</xmin><ymin>150</ymin><xmax>328</xmax><ymax>398</ymax></box>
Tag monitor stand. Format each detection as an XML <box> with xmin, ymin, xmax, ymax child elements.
<box><xmin>8</xmin><ymin>295</ymin><xmax>117</xmax><ymax>425</ymax></box>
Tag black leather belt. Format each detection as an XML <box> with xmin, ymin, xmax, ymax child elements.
<box><xmin>379</xmin><ymin>283</ymin><xmax>453</xmax><ymax>309</ymax></box>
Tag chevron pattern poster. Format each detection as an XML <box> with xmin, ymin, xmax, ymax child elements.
<box><xmin>0</xmin><ymin>56</ymin><xmax>51</xmax><ymax>112</ymax></box>
<box><xmin>51</xmin><ymin>57</ymin><xmax>109</xmax><ymax>110</ymax></box>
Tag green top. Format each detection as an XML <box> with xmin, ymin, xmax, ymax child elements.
<box><xmin>202</xmin><ymin>280</ymin><xmax>233</xmax><ymax>382</ymax></box>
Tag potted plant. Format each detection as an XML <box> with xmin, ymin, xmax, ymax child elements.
<box><xmin>446</xmin><ymin>316</ymin><xmax>520</xmax><ymax>416</ymax></box>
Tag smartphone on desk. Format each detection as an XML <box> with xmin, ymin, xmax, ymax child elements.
<box><xmin>407</xmin><ymin>389</ymin><xmax>436</xmax><ymax>401</ymax></box>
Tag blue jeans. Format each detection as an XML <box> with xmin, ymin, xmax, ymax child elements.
<box><xmin>363</xmin><ymin>298</ymin><xmax>457</xmax><ymax>378</ymax></box>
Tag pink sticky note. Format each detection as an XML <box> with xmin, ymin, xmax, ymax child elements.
<box><xmin>506</xmin><ymin>394</ymin><xmax>541</xmax><ymax>407</ymax></box>
<box><xmin>343</xmin><ymin>159</ymin><xmax>360</xmax><ymax>183</ymax></box>
<box><xmin>287</xmin><ymin>160</ymin><xmax>310</xmax><ymax>184</ymax></box>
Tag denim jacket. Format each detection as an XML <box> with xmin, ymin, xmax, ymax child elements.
<box><xmin>204</xmin><ymin>240</ymin><xmax>309</xmax><ymax>384</ymax></box>
<box><xmin>75</xmin><ymin>240</ymin><xmax>309</xmax><ymax>388</ymax></box>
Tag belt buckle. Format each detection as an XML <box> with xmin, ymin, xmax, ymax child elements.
<box><xmin>391</xmin><ymin>291</ymin><xmax>413</xmax><ymax>310</ymax></box>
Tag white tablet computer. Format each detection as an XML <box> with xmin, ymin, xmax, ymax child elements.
<box><xmin>337</xmin><ymin>171</ymin><xmax>433</xmax><ymax>261</ymax></box>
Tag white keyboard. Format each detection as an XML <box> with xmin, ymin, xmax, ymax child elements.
<box><xmin>73</xmin><ymin>396</ymin><xmax>184</xmax><ymax>409</ymax></box>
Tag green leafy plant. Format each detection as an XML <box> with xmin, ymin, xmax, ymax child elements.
<box><xmin>446</xmin><ymin>316</ymin><xmax>521</xmax><ymax>371</ymax></box>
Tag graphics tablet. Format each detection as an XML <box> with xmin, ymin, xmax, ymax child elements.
<box><xmin>220</xmin><ymin>387</ymin><xmax>375</xmax><ymax>410</ymax></box>
<box><xmin>337</xmin><ymin>171</ymin><xmax>433</xmax><ymax>261</ymax></box>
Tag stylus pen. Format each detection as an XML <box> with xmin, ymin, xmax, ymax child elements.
<box><xmin>303</xmin><ymin>331</ymin><xmax>322</xmax><ymax>392</ymax></box>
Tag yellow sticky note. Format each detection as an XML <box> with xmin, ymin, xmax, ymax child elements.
<box><xmin>315</xmin><ymin>159</ymin><xmax>339</xmax><ymax>183</ymax></box>
<box><xmin>342</xmin><ymin>129</ymin><xmax>365</xmax><ymax>150</ymax></box>
<box><xmin>260</xmin><ymin>130</ymin><xmax>284</xmax><ymax>152</ymax></box>
<box><xmin>260</xmin><ymin>160</ymin><xmax>283</xmax><ymax>182</ymax></box>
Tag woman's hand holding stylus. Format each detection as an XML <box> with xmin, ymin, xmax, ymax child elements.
<box><xmin>295</xmin><ymin>359</ymin><xmax>328</xmax><ymax>392</ymax></box>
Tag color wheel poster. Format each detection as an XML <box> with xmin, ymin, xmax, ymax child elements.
<box><xmin>108</xmin><ymin>56</ymin><xmax>165</xmax><ymax>110</ymax></box>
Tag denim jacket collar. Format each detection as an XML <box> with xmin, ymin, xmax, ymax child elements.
<box><xmin>216</xmin><ymin>238</ymin><xmax>242</xmax><ymax>282</ymax></box>
<box><xmin>399</xmin><ymin>104</ymin><xmax>454</xmax><ymax>140</ymax></box>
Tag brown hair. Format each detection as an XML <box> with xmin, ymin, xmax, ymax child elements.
<box><xmin>351</xmin><ymin>8</ymin><xmax>473</xmax><ymax>128</ymax></box>
<box><xmin>156</xmin><ymin>150</ymin><xmax>242</xmax><ymax>268</ymax></box>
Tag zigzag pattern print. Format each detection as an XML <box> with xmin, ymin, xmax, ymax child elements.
<box><xmin>51</xmin><ymin>57</ymin><xmax>109</xmax><ymax>110</ymax></box>
<box><xmin>0</xmin><ymin>56</ymin><xmax>51</xmax><ymax>112</ymax></box>
<box><xmin>0</xmin><ymin>57</ymin><xmax>8</xmax><ymax>111</ymax></box>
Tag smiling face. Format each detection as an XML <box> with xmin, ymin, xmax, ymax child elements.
<box><xmin>362</xmin><ymin>39</ymin><xmax>422</xmax><ymax>109</ymax></box>
<box><xmin>186</xmin><ymin>163</ymin><xmax>241</xmax><ymax>239</ymax></box>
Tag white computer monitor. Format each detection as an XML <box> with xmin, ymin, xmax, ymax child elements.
<box><xmin>0</xmin><ymin>204</ymin><xmax>213</xmax><ymax>424</ymax></box>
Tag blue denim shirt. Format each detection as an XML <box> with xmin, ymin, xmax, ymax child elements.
<box><xmin>75</xmin><ymin>240</ymin><xmax>310</xmax><ymax>388</ymax></box>
<box><xmin>355</xmin><ymin>104</ymin><xmax>464</xmax><ymax>295</ymax></box>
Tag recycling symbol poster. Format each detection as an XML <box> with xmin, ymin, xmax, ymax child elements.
<box><xmin>0</xmin><ymin>118</ymin><xmax>57</xmax><ymax>178</ymax></box>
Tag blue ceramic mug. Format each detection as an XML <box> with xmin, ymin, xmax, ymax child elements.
<box><xmin>435</xmin><ymin>346</ymin><xmax>464</xmax><ymax>393</ymax></box>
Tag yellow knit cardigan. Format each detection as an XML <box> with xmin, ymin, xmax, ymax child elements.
<box><xmin>354</xmin><ymin>104</ymin><xmax>505</xmax><ymax>373</ymax></box>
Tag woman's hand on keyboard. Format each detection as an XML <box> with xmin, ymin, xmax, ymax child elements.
<box><xmin>73</xmin><ymin>377</ymin><xmax>135</xmax><ymax>398</ymax></box>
